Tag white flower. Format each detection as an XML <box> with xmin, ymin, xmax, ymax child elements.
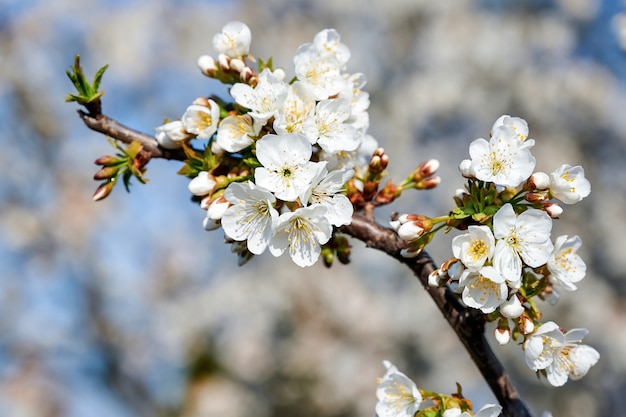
<box><xmin>206</xmin><ymin>196</ymin><xmax>230</xmax><ymax>221</ymax></box>
<box><xmin>315</xmin><ymin>98</ymin><xmax>361</xmax><ymax>154</ymax></box>
<box><xmin>254</xmin><ymin>133</ymin><xmax>320</xmax><ymax>202</ymax></box>
<box><xmin>294</xmin><ymin>47</ymin><xmax>346</xmax><ymax>100</ymax></box>
<box><xmin>301</xmin><ymin>166</ymin><xmax>354</xmax><ymax>226</ymax></box>
<box><xmin>216</xmin><ymin>114</ymin><xmax>262</xmax><ymax>153</ymax></box>
<box><xmin>188</xmin><ymin>171</ymin><xmax>216</xmax><ymax>196</ymax></box>
<box><xmin>155</xmin><ymin>120</ymin><xmax>191</xmax><ymax>149</ymax></box>
<box><xmin>307</xmin><ymin>28</ymin><xmax>351</xmax><ymax>66</ymax></box>
<box><xmin>458</xmin><ymin>266</ymin><xmax>508</xmax><ymax>314</ymax></box>
<box><xmin>443</xmin><ymin>404</ymin><xmax>502</xmax><ymax>417</ymax></box>
<box><xmin>212</xmin><ymin>21</ymin><xmax>251</xmax><ymax>58</ymax></box>
<box><xmin>338</xmin><ymin>72</ymin><xmax>370</xmax><ymax>131</ymax></box>
<box><xmin>181</xmin><ymin>101</ymin><xmax>220</xmax><ymax>139</ymax></box>
<box><xmin>452</xmin><ymin>225</ymin><xmax>495</xmax><ymax>272</ymax></box>
<box><xmin>273</xmin><ymin>81</ymin><xmax>317</xmax><ymax>140</ymax></box>
<box><xmin>221</xmin><ymin>182</ymin><xmax>278</xmax><ymax>255</ymax></box>
<box><xmin>376</xmin><ymin>360</ymin><xmax>422</xmax><ymax>417</ymax></box>
<box><xmin>549</xmin><ymin>164</ymin><xmax>591</xmax><ymax>204</ymax></box>
<box><xmin>230</xmin><ymin>69</ymin><xmax>287</xmax><ymax>122</ymax></box>
<box><xmin>469</xmin><ymin>125</ymin><xmax>536</xmax><ymax>187</ymax></box>
<box><xmin>269</xmin><ymin>205</ymin><xmax>332</xmax><ymax>267</ymax></box>
<box><xmin>547</xmin><ymin>235</ymin><xmax>586</xmax><ymax>291</ymax></box>
<box><xmin>491</xmin><ymin>114</ymin><xmax>534</xmax><ymax>148</ymax></box>
<box><xmin>524</xmin><ymin>321</ymin><xmax>600</xmax><ymax>386</ymax></box>
<box><xmin>492</xmin><ymin>204</ymin><xmax>553</xmax><ymax>285</ymax></box>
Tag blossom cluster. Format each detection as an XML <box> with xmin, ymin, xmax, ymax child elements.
<box><xmin>424</xmin><ymin>115</ymin><xmax>598</xmax><ymax>386</ymax></box>
<box><xmin>155</xmin><ymin>22</ymin><xmax>378</xmax><ymax>267</ymax></box>
<box><xmin>376</xmin><ymin>360</ymin><xmax>502</xmax><ymax>417</ymax></box>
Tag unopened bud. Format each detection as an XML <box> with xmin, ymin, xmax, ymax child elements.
<box><xmin>494</xmin><ymin>326</ymin><xmax>511</xmax><ymax>346</ymax></box>
<box><xmin>240</xmin><ymin>67</ymin><xmax>254</xmax><ymax>82</ymax></box>
<box><xmin>207</xmin><ymin>196</ymin><xmax>230</xmax><ymax>220</ymax></box>
<box><xmin>272</xmin><ymin>68</ymin><xmax>286</xmax><ymax>81</ymax></box>
<box><xmin>192</xmin><ymin>97</ymin><xmax>210</xmax><ymax>107</ymax></box>
<box><xmin>396</xmin><ymin>215</ymin><xmax>433</xmax><ymax>241</ymax></box>
<box><xmin>416</xmin><ymin>176</ymin><xmax>441</xmax><ymax>190</ymax></box>
<box><xmin>93</xmin><ymin>166</ymin><xmax>118</xmax><ymax>180</ymax></box>
<box><xmin>197</xmin><ymin>55</ymin><xmax>217</xmax><ymax>76</ymax></box>
<box><xmin>541</xmin><ymin>285</ymin><xmax>560</xmax><ymax>305</ymax></box>
<box><xmin>543</xmin><ymin>202</ymin><xmax>563</xmax><ymax>218</ymax></box>
<box><xmin>400</xmin><ymin>247</ymin><xmax>423</xmax><ymax>258</ymax></box>
<box><xmin>92</xmin><ymin>180</ymin><xmax>115</xmax><ymax>201</ymax></box>
<box><xmin>414</xmin><ymin>159</ymin><xmax>440</xmax><ymax>181</ymax></box>
<box><xmin>428</xmin><ymin>269</ymin><xmax>441</xmax><ymax>286</ymax></box>
<box><xmin>188</xmin><ymin>171</ymin><xmax>217</xmax><ymax>196</ymax></box>
<box><xmin>94</xmin><ymin>155</ymin><xmax>118</xmax><ymax>166</ymax></box>
<box><xmin>218</xmin><ymin>53</ymin><xmax>231</xmax><ymax>71</ymax></box>
<box><xmin>500</xmin><ymin>295</ymin><xmax>525</xmax><ymax>319</ymax></box>
<box><xmin>229</xmin><ymin>58</ymin><xmax>245</xmax><ymax>73</ymax></box>
<box><xmin>525</xmin><ymin>192</ymin><xmax>548</xmax><ymax>203</ymax></box>
<box><xmin>527</xmin><ymin>171</ymin><xmax>550</xmax><ymax>190</ymax></box>
<box><xmin>518</xmin><ymin>315</ymin><xmax>535</xmax><ymax>335</ymax></box>
<box><xmin>459</xmin><ymin>159</ymin><xmax>474</xmax><ymax>178</ymax></box>
<box><xmin>202</xmin><ymin>217</ymin><xmax>221</xmax><ymax>231</ymax></box>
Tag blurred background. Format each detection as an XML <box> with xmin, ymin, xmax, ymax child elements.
<box><xmin>1</xmin><ymin>0</ymin><xmax>625</xmax><ymax>416</ymax></box>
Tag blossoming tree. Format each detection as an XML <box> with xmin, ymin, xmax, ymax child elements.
<box><xmin>67</xmin><ymin>21</ymin><xmax>599</xmax><ymax>417</ymax></box>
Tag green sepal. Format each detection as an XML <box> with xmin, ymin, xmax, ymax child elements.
<box><xmin>257</xmin><ymin>56</ymin><xmax>274</xmax><ymax>73</ymax></box>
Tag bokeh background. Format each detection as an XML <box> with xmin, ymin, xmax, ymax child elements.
<box><xmin>1</xmin><ymin>0</ymin><xmax>626</xmax><ymax>416</ymax></box>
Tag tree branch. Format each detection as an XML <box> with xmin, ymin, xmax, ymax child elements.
<box><xmin>77</xmin><ymin>111</ymin><xmax>533</xmax><ymax>417</ymax></box>
<box><xmin>341</xmin><ymin>215</ymin><xmax>532</xmax><ymax>417</ymax></box>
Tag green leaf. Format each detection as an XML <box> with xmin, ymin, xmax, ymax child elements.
<box><xmin>65</xmin><ymin>54</ymin><xmax>108</xmax><ymax>106</ymax></box>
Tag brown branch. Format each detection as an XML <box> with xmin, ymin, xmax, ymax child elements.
<box><xmin>78</xmin><ymin>110</ymin><xmax>186</xmax><ymax>161</ymax></box>
<box><xmin>341</xmin><ymin>215</ymin><xmax>532</xmax><ymax>417</ymax></box>
<box><xmin>77</xmin><ymin>111</ymin><xmax>533</xmax><ymax>417</ymax></box>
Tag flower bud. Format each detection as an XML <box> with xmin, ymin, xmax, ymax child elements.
<box><xmin>527</xmin><ymin>171</ymin><xmax>550</xmax><ymax>190</ymax></box>
<box><xmin>202</xmin><ymin>217</ymin><xmax>221</xmax><ymax>231</ymax></box>
<box><xmin>500</xmin><ymin>295</ymin><xmax>525</xmax><ymax>319</ymax></box>
<box><xmin>207</xmin><ymin>196</ymin><xmax>230</xmax><ymax>220</ymax></box>
<box><xmin>518</xmin><ymin>315</ymin><xmax>535</xmax><ymax>335</ymax></box>
<box><xmin>272</xmin><ymin>68</ymin><xmax>286</xmax><ymax>81</ymax></box>
<box><xmin>229</xmin><ymin>58</ymin><xmax>245</xmax><ymax>73</ymax></box>
<box><xmin>494</xmin><ymin>326</ymin><xmax>511</xmax><ymax>346</ymax></box>
<box><xmin>428</xmin><ymin>269</ymin><xmax>441</xmax><ymax>287</ymax></box>
<box><xmin>92</xmin><ymin>181</ymin><xmax>115</xmax><ymax>201</ymax></box>
<box><xmin>543</xmin><ymin>202</ymin><xmax>563</xmax><ymax>219</ymax></box>
<box><xmin>459</xmin><ymin>159</ymin><xmax>474</xmax><ymax>178</ymax></box>
<box><xmin>525</xmin><ymin>192</ymin><xmax>548</xmax><ymax>203</ymax></box>
<box><xmin>217</xmin><ymin>53</ymin><xmax>231</xmax><ymax>71</ymax></box>
<box><xmin>416</xmin><ymin>176</ymin><xmax>441</xmax><ymax>190</ymax></box>
<box><xmin>541</xmin><ymin>285</ymin><xmax>560</xmax><ymax>305</ymax></box>
<box><xmin>94</xmin><ymin>155</ymin><xmax>118</xmax><ymax>166</ymax></box>
<box><xmin>397</xmin><ymin>221</ymin><xmax>425</xmax><ymax>241</ymax></box>
<box><xmin>400</xmin><ymin>247</ymin><xmax>422</xmax><ymax>258</ymax></box>
<box><xmin>93</xmin><ymin>166</ymin><xmax>118</xmax><ymax>180</ymax></box>
<box><xmin>240</xmin><ymin>67</ymin><xmax>254</xmax><ymax>82</ymax></box>
<box><xmin>413</xmin><ymin>159</ymin><xmax>440</xmax><ymax>182</ymax></box>
<box><xmin>188</xmin><ymin>171</ymin><xmax>217</xmax><ymax>196</ymax></box>
<box><xmin>197</xmin><ymin>55</ymin><xmax>217</xmax><ymax>76</ymax></box>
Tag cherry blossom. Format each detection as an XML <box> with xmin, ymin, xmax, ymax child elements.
<box><xmin>375</xmin><ymin>361</ymin><xmax>422</xmax><ymax>417</ymax></box>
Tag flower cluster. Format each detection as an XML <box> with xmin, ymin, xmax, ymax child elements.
<box><xmin>425</xmin><ymin>115</ymin><xmax>598</xmax><ymax>386</ymax></box>
<box><xmin>155</xmin><ymin>22</ymin><xmax>378</xmax><ymax>267</ymax></box>
<box><xmin>376</xmin><ymin>360</ymin><xmax>502</xmax><ymax>417</ymax></box>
